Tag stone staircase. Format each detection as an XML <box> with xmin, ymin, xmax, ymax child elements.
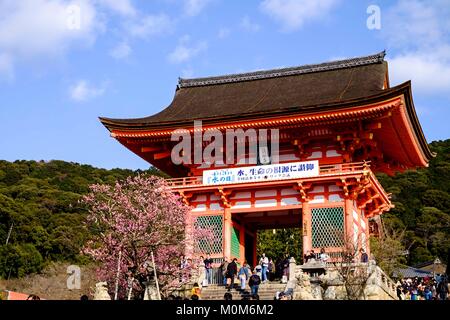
<box><xmin>200</xmin><ymin>282</ymin><xmax>287</xmax><ymax>300</ymax></box>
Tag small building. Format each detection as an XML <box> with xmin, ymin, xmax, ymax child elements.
<box><xmin>413</xmin><ymin>258</ymin><xmax>447</xmax><ymax>275</ymax></box>
<box><xmin>100</xmin><ymin>52</ymin><xmax>433</xmax><ymax>267</ymax></box>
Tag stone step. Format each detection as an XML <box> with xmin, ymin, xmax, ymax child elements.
<box><xmin>200</xmin><ymin>282</ymin><xmax>286</xmax><ymax>300</ymax></box>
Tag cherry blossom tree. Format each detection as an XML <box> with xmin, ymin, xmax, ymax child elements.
<box><xmin>81</xmin><ymin>175</ymin><xmax>210</xmax><ymax>299</ymax></box>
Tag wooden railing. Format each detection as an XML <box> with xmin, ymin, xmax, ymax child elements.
<box><xmin>166</xmin><ymin>161</ymin><xmax>371</xmax><ymax>188</ymax></box>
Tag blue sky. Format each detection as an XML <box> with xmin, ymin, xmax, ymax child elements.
<box><xmin>0</xmin><ymin>0</ymin><xmax>449</xmax><ymax>170</ymax></box>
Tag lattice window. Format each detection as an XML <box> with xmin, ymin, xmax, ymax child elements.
<box><xmin>311</xmin><ymin>207</ymin><xmax>344</xmax><ymax>248</ymax></box>
<box><xmin>231</xmin><ymin>227</ymin><xmax>240</xmax><ymax>259</ymax></box>
<box><xmin>194</xmin><ymin>215</ymin><xmax>223</xmax><ymax>254</ymax></box>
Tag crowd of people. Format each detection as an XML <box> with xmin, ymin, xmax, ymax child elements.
<box><xmin>184</xmin><ymin>251</ymin><xmax>450</xmax><ymax>301</ymax></box>
<box><xmin>396</xmin><ymin>275</ymin><xmax>449</xmax><ymax>300</ymax></box>
<box><xmin>303</xmin><ymin>248</ymin><xmax>369</xmax><ymax>264</ymax></box>
<box><xmin>218</xmin><ymin>253</ymin><xmax>292</xmax><ymax>287</ymax></box>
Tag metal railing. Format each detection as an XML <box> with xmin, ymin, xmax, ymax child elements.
<box><xmin>202</xmin><ymin>267</ymin><xmax>226</xmax><ymax>286</ymax></box>
<box><xmin>166</xmin><ymin>161</ymin><xmax>370</xmax><ymax>188</ymax></box>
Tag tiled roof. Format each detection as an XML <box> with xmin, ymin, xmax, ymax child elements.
<box><xmin>100</xmin><ymin>51</ymin><xmax>388</xmax><ymax>126</ymax></box>
<box><xmin>394</xmin><ymin>267</ymin><xmax>433</xmax><ymax>278</ymax></box>
<box><xmin>178</xmin><ymin>51</ymin><xmax>386</xmax><ymax>88</ymax></box>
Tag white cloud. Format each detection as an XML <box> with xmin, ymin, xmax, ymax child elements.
<box><xmin>97</xmin><ymin>0</ymin><xmax>136</xmax><ymax>17</ymax></box>
<box><xmin>388</xmin><ymin>47</ymin><xmax>450</xmax><ymax>94</ymax></box>
<box><xmin>109</xmin><ymin>42</ymin><xmax>132</xmax><ymax>60</ymax></box>
<box><xmin>218</xmin><ymin>27</ymin><xmax>231</xmax><ymax>39</ymax></box>
<box><xmin>260</xmin><ymin>0</ymin><xmax>339</xmax><ymax>31</ymax></box>
<box><xmin>126</xmin><ymin>14</ymin><xmax>173</xmax><ymax>39</ymax></box>
<box><xmin>168</xmin><ymin>36</ymin><xmax>207</xmax><ymax>64</ymax></box>
<box><xmin>240</xmin><ymin>16</ymin><xmax>261</xmax><ymax>33</ymax></box>
<box><xmin>69</xmin><ymin>80</ymin><xmax>109</xmax><ymax>102</ymax></box>
<box><xmin>383</xmin><ymin>0</ymin><xmax>450</xmax><ymax>94</ymax></box>
<box><xmin>382</xmin><ymin>0</ymin><xmax>448</xmax><ymax>50</ymax></box>
<box><xmin>183</xmin><ymin>0</ymin><xmax>211</xmax><ymax>16</ymax></box>
<box><xmin>0</xmin><ymin>0</ymin><xmax>99</xmax><ymax>57</ymax></box>
<box><xmin>0</xmin><ymin>0</ymin><xmax>100</xmax><ymax>76</ymax></box>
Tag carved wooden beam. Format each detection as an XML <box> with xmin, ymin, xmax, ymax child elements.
<box><xmin>358</xmin><ymin>193</ymin><xmax>380</xmax><ymax>209</ymax></box>
<box><xmin>153</xmin><ymin>151</ymin><xmax>171</xmax><ymax>160</ymax></box>
<box><xmin>178</xmin><ymin>191</ymin><xmax>193</xmax><ymax>206</ymax></box>
<box><xmin>141</xmin><ymin>146</ymin><xmax>160</xmax><ymax>153</ymax></box>
<box><xmin>364</xmin><ymin>122</ymin><xmax>382</xmax><ymax>130</ymax></box>
<box><xmin>293</xmin><ymin>181</ymin><xmax>312</xmax><ymax>202</ymax></box>
<box><xmin>217</xmin><ymin>188</ymin><xmax>232</xmax><ymax>208</ymax></box>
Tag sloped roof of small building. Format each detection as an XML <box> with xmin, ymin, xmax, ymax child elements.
<box><xmin>393</xmin><ymin>267</ymin><xmax>433</xmax><ymax>278</ymax></box>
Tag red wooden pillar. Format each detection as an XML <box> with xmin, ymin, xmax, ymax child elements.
<box><xmin>363</xmin><ymin>213</ymin><xmax>371</xmax><ymax>258</ymax></box>
<box><xmin>302</xmin><ymin>201</ymin><xmax>312</xmax><ymax>257</ymax></box>
<box><xmin>223</xmin><ymin>207</ymin><xmax>232</xmax><ymax>259</ymax></box>
<box><xmin>344</xmin><ymin>197</ymin><xmax>354</xmax><ymax>250</ymax></box>
<box><xmin>253</xmin><ymin>232</ymin><xmax>257</xmax><ymax>268</ymax></box>
<box><xmin>239</xmin><ymin>224</ymin><xmax>245</xmax><ymax>265</ymax></box>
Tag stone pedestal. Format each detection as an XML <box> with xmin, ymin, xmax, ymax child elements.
<box><xmin>93</xmin><ymin>282</ymin><xmax>111</xmax><ymax>300</ymax></box>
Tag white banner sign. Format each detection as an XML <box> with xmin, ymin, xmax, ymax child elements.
<box><xmin>203</xmin><ymin>160</ymin><xmax>319</xmax><ymax>185</ymax></box>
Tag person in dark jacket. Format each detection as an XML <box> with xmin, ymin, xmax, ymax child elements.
<box><xmin>204</xmin><ymin>254</ymin><xmax>214</xmax><ymax>286</ymax></box>
<box><xmin>249</xmin><ymin>270</ymin><xmax>261</xmax><ymax>295</ymax></box>
<box><xmin>226</xmin><ymin>258</ymin><xmax>238</xmax><ymax>289</ymax></box>
<box><xmin>360</xmin><ymin>248</ymin><xmax>369</xmax><ymax>263</ymax></box>
<box><xmin>220</xmin><ymin>257</ymin><xmax>229</xmax><ymax>286</ymax></box>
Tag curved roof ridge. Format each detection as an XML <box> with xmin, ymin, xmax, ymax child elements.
<box><xmin>178</xmin><ymin>51</ymin><xmax>386</xmax><ymax>88</ymax></box>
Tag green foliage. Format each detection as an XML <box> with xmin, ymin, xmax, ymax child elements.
<box><xmin>376</xmin><ymin>139</ymin><xmax>450</xmax><ymax>266</ymax></box>
<box><xmin>0</xmin><ymin>160</ymin><xmax>162</xmax><ymax>279</ymax></box>
<box><xmin>257</xmin><ymin>228</ymin><xmax>303</xmax><ymax>262</ymax></box>
<box><xmin>0</xmin><ymin>243</ymin><xmax>43</xmax><ymax>278</ymax></box>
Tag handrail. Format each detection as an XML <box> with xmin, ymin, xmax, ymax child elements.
<box><xmin>166</xmin><ymin>161</ymin><xmax>371</xmax><ymax>188</ymax></box>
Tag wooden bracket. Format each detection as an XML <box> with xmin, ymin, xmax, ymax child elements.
<box><xmin>178</xmin><ymin>191</ymin><xmax>193</xmax><ymax>206</ymax></box>
<box><xmin>293</xmin><ymin>181</ymin><xmax>312</xmax><ymax>202</ymax></box>
<box><xmin>217</xmin><ymin>188</ymin><xmax>232</xmax><ymax>208</ymax></box>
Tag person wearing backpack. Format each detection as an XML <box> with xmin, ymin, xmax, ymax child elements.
<box><xmin>204</xmin><ymin>254</ymin><xmax>213</xmax><ymax>286</ymax></box>
<box><xmin>249</xmin><ymin>270</ymin><xmax>261</xmax><ymax>295</ymax></box>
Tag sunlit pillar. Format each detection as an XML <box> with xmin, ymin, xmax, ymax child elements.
<box><xmin>302</xmin><ymin>200</ymin><xmax>312</xmax><ymax>258</ymax></box>
<box><xmin>223</xmin><ymin>207</ymin><xmax>232</xmax><ymax>259</ymax></box>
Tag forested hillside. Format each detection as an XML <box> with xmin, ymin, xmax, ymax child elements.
<box><xmin>0</xmin><ymin>139</ymin><xmax>449</xmax><ymax>279</ymax></box>
<box><xmin>377</xmin><ymin>139</ymin><xmax>450</xmax><ymax>265</ymax></box>
<box><xmin>0</xmin><ymin>160</ymin><xmax>162</xmax><ymax>278</ymax></box>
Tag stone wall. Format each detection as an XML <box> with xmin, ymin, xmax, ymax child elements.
<box><xmin>287</xmin><ymin>261</ymin><xmax>397</xmax><ymax>300</ymax></box>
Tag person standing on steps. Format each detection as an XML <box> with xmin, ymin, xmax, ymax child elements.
<box><xmin>238</xmin><ymin>260</ymin><xmax>250</xmax><ymax>291</ymax></box>
<box><xmin>259</xmin><ymin>253</ymin><xmax>269</xmax><ymax>283</ymax></box>
<box><xmin>220</xmin><ymin>257</ymin><xmax>229</xmax><ymax>286</ymax></box>
<box><xmin>249</xmin><ymin>270</ymin><xmax>261</xmax><ymax>296</ymax></box>
<box><xmin>268</xmin><ymin>258</ymin><xmax>274</xmax><ymax>281</ymax></box>
<box><xmin>226</xmin><ymin>258</ymin><xmax>238</xmax><ymax>289</ymax></box>
<box><xmin>360</xmin><ymin>248</ymin><xmax>369</xmax><ymax>263</ymax></box>
<box><xmin>204</xmin><ymin>254</ymin><xmax>213</xmax><ymax>286</ymax></box>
